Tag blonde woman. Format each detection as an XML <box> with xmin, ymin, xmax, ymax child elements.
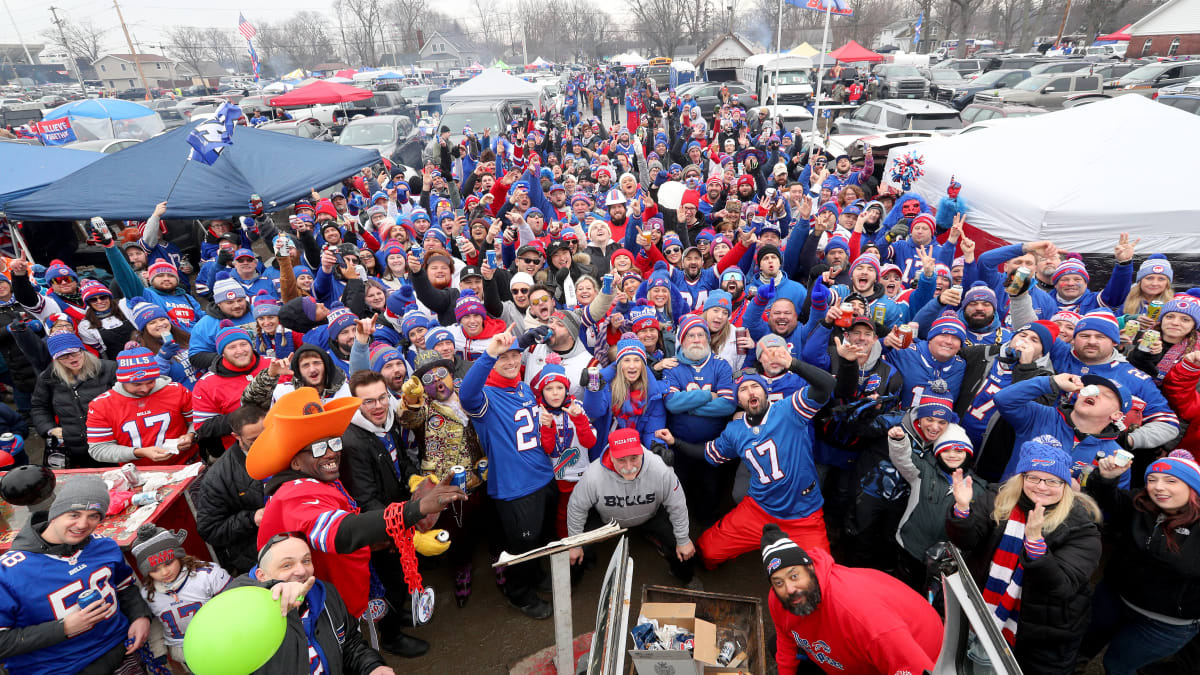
<box><xmin>31</xmin><ymin>333</ymin><xmax>117</xmax><ymax>468</ymax></box>
<box><xmin>947</xmin><ymin>437</ymin><xmax>1102</xmax><ymax>675</ymax></box>
<box><xmin>581</xmin><ymin>333</ymin><xmax>668</xmax><ymax>459</ymax></box>
<box><xmin>1122</xmin><ymin>254</ymin><xmax>1175</xmax><ymax>320</ymax></box>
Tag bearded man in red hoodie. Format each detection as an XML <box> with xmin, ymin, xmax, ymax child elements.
<box><xmin>762</xmin><ymin>523</ymin><xmax>943</xmax><ymax>674</ymax></box>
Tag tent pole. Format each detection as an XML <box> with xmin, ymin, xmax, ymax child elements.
<box><xmin>810</xmin><ymin>5</ymin><xmax>832</xmax><ymax>145</ymax></box>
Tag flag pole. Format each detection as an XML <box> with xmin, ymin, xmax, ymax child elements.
<box><xmin>774</xmin><ymin>0</ymin><xmax>784</xmax><ymax>116</ymax></box>
<box><xmin>164</xmin><ymin>160</ymin><xmax>188</xmax><ymax>202</ymax></box>
<box><xmin>809</xmin><ymin>3</ymin><xmax>832</xmax><ymax>145</ymax></box>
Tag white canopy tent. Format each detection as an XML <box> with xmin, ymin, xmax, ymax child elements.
<box><xmin>882</xmin><ymin>95</ymin><xmax>1200</xmax><ymax>254</ymax></box>
<box><xmin>611</xmin><ymin>53</ymin><xmax>649</xmax><ymax>66</ymax></box>
<box><xmin>440</xmin><ymin>68</ymin><xmax>546</xmax><ymax>109</ymax></box>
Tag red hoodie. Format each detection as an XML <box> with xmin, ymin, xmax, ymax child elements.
<box><xmin>769</xmin><ymin>548</ymin><xmax>942</xmax><ymax>674</ymax></box>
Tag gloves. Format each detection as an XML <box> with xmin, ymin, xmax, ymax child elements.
<box><xmin>216</xmin><ymin>249</ymin><xmax>234</xmax><ymax>268</ymax></box>
<box><xmin>810</xmin><ymin>277</ymin><xmax>831</xmax><ymax>313</ymax></box>
<box><xmin>239</xmin><ymin>216</ymin><xmax>258</xmax><ymax>236</ymax></box>
<box><xmin>158</xmin><ymin>340</ymin><xmax>183</xmax><ymax>361</ymax></box>
<box><xmin>886</xmin><ymin>222</ymin><xmax>909</xmax><ymax>243</ymax></box>
<box><xmin>518</xmin><ymin>325</ymin><xmax>554</xmax><ymax>350</ymax></box>
<box><xmin>1116</xmin><ymin>429</ymin><xmax>1135</xmax><ymax>451</ymax></box>
<box><xmin>582</xmin><ymin>366</ymin><xmax>607</xmax><ymax>393</ymax></box>
<box><xmin>347</xmin><ymin>193</ymin><xmax>363</xmax><ymax>216</ymax></box>
<box><xmin>756</xmin><ymin>277</ymin><xmax>777</xmax><ymax>305</ymax></box>
<box><xmin>651</xmin><ymin>441</ymin><xmax>674</xmax><ymax>467</ymax></box>
<box><xmin>401</xmin><ymin>376</ymin><xmax>424</xmax><ymax>405</ymax></box>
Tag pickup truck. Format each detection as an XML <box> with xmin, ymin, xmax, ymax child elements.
<box><xmin>973</xmin><ymin>72</ymin><xmax>1103</xmax><ymax>109</ymax></box>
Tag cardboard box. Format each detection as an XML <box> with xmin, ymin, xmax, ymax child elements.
<box><xmin>629</xmin><ymin>602</ymin><xmax>718</xmax><ymax>675</ymax></box>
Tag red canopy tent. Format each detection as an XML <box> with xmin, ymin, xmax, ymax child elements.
<box><xmin>268</xmin><ymin>81</ymin><xmax>373</xmax><ymax>107</ymax></box>
<box><xmin>1096</xmin><ymin>24</ymin><xmax>1133</xmax><ymax>41</ymax></box>
<box><xmin>828</xmin><ymin>40</ymin><xmax>884</xmax><ymax>63</ymax></box>
<box><xmin>334</xmin><ymin>68</ymin><xmax>358</xmax><ymax>79</ymax></box>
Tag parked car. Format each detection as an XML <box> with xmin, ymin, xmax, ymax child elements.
<box><xmin>440</xmin><ymin>100</ymin><xmax>520</xmax><ymax>145</ymax></box>
<box><xmin>921</xmin><ymin>68</ymin><xmax>965</xmax><ymax>100</ymax></box>
<box><xmin>399</xmin><ymin>85</ymin><xmax>434</xmax><ymax>105</ymax></box>
<box><xmin>1090</xmin><ymin>62</ymin><xmax>1141</xmax><ymax>87</ymax></box>
<box><xmin>931</xmin><ymin>59</ymin><xmax>987</xmax><ymax>77</ymax></box>
<box><xmin>982</xmin><ymin>56</ymin><xmax>1048</xmax><ymax>72</ymax></box>
<box><xmin>258</xmin><ymin>118</ymin><xmax>333</xmax><ymax>141</ymax></box>
<box><xmin>114</xmin><ymin>88</ymin><xmax>148</xmax><ymax>101</ymax></box>
<box><xmin>336</xmin><ymin>114</ymin><xmax>423</xmax><ymax>168</ymax></box>
<box><xmin>1108</xmin><ymin>60</ymin><xmax>1200</xmax><ymax>95</ymax></box>
<box><xmin>831</xmin><ymin>99</ymin><xmax>962</xmax><ymax>136</ymax></box>
<box><xmin>419</xmin><ymin>88</ymin><xmax>450</xmax><ymax>116</ymax></box>
<box><xmin>64</xmin><ymin>138</ymin><xmax>142</xmax><ymax>153</ymax></box>
<box><xmin>238</xmin><ymin>95</ymin><xmax>273</xmax><ymax>117</ymax></box>
<box><xmin>38</xmin><ymin>94</ymin><xmax>67</xmax><ymax>108</ymax></box>
<box><xmin>1028</xmin><ymin>60</ymin><xmax>1095</xmax><ymax>76</ymax></box>
<box><xmin>872</xmin><ymin>64</ymin><xmax>929</xmax><ymax>99</ymax></box>
<box><xmin>687</xmin><ymin>81</ymin><xmax>757</xmax><ymax>114</ymax></box>
<box><xmin>974</xmin><ymin>72</ymin><xmax>1104</xmax><ymax>109</ymax></box>
<box><xmin>959</xmin><ymin>102</ymin><xmax>1045</xmax><ymax>125</ymax></box>
<box><xmin>1158</xmin><ymin>75</ymin><xmax>1200</xmax><ymax>96</ymax></box>
<box><xmin>939</xmin><ymin>68</ymin><xmax>1032</xmax><ymax>108</ymax></box>
<box><xmin>1157</xmin><ymin>93</ymin><xmax>1200</xmax><ymax>115</ymax></box>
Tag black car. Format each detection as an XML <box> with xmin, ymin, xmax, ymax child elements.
<box><xmin>115</xmin><ymin>88</ymin><xmax>147</xmax><ymax>100</ymax></box>
<box><xmin>686</xmin><ymin>81</ymin><xmax>757</xmax><ymax>114</ymax></box>
<box><xmin>939</xmin><ymin>68</ymin><xmax>1032</xmax><ymax>109</ymax></box>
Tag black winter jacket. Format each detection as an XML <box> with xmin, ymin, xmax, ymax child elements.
<box><xmin>195</xmin><ymin>445</ymin><xmax>264</xmax><ymax>575</ymax></box>
<box><xmin>31</xmin><ymin>359</ymin><xmax>117</xmax><ymax>466</ymax></box>
<box><xmin>0</xmin><ymin>304</ymin><xmax>38</xmax><ymax>392</ymax></box>
<box><xmin>339</xmin><ymin>416</ymin><xmax>415</xmax><ymax>513</ymax></box>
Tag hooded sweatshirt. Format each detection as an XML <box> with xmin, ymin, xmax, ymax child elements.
<box><xmin>272</xmin><ymin>344</ymin><xmax>350</xmax><ymax>404</ymax></box>
<box><xmin>566</xmin><ymin>447</ymin><xmax>690</xmax><ymax>546</ymax></box>
<box><xmin>769</xmin><ymin>547</ymin><xmax>942</xmax><ymax>675</ymax></box>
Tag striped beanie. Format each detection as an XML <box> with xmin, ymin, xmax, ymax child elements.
<box><xmin>212</xmin><ymin>276</ymin><xmax>246</xmax><ymax>302</ymax></box>
<box><xmin>615</xmin><ymin>332</ymin><xmax>647</xmax><ymax>364</ymax></box>
<box><xmin>676</xmin><ymin>314</ymin><xmax>709</xmax><ymax>342</ymax></box>
<box><xmin>251</xmin><ymin>290</ymin><xmax>281</xmax><ymax>318</ymax></box>
<box><xmin>761</xmin><ymin>523</ymin><xmax>812</xmax><ymax>578</ymax></box>
<box><xmin>327</xmin><ymin>307</ymin><xmax>356</xmax><ymax>339</ymax></box>
<box><xmin>454</xmin><ymin>290</ymin><xmax>486</xmax><ymax>320</ymax></box>
<box><xmin>115</xmin><ymin>347</ymin><xmax>159</xmax><ymax>383</ymax></box>
<box><xmin>401</xmin><ymin>311</ymin><xmax>431</xmax><ymax>338</ymax></box>
<box><xmin>824</xmin><ymin>236</ymin><xmax>850</xmax><ymax>256</ymax></box>
<box><xmin>1145</xmin><ymin>449</ymin><xmax>1200</xmax><ymax>496</ymax></box>
<box><xmin>1051</xmin><ymin>309</ymin><xmax>1082</xmax><ymax>326</ymax></box>
<box><xmin>911</xmin><ymin>213</ymin><xmax>936</xmax><ymax>232</ymax></box>
<box><xmin>44</xmin><ymin>260</ymin><xmax>76</xmax><ymax>281</ymax></box>
<box><xmin>1136</xmin><ymin>254</ymin><xmax>1173</xmax><ymax>283</ymax></box>
<box><xmin>929</xmin><ymin>315</ymin><xmax>967</xmax><ymax>342</ymax></box>
<box><xmin>1161</xmin><ymin>294</ymin><xmax>1200</xmax><ymax>326</ymax></box>
<box><xmin>1074</xmin><ymin>310</ymin><xmax>1120</xmax><ymax>343</ymax></box>
<box><xmin>915</xmin><ymin>394</ymin><xmax>957</xmax><ymax>421</ymax></box>
<box><xmin>47</xmin><ymin>332</ymin><xmax>85</xmax><ymax>359</ymax></box>
<box><xmin>849</xmin><ymin>254</ymin><xmax>880</xmax><ymax>277</ymax></box>
<box><xmin>147</xmin><ymin>259</ymin><xmax>179</xmax><ymax>280</ymax></box>
<box><xmin>128</xmin><ymin>298</ymin><xmax>169</xmax><ymax>332</ymax></box>
<box><xmin>79</xmin><ymin>280</ymin><xmax>111</xmax><ymax>303</ymax></box>
<box><xmin>368</xmin><ymin>343</ymin><xmax>404</xmax><ymax>373</ymax></box>
<box><xmin>1052</xmin><ymin>259</ymin><xmax>1090</xmax><ymax>285</ymax></box>
<box><xmin>629</xmin><ymin>303</ymin><xmax>660</xmax><ymax>332</ymax></box>
<box><xmin>425</xmin><ymin>326</ymin><xmax>454</xmax><ymax>350</ymax></box>
<box><xmin>215</xmin><ymin>320</ymin><xmax>252</xmax><ymax>355</ymax></box>
<box><xmin>532</xmin><ymin>353</ymin><xmax>571</xmax><ymax>397</ymax></box>
<box><xmin>961</xmin><ymin>281</ymin><xmax>997</xmax><ymax>308</ymax></box>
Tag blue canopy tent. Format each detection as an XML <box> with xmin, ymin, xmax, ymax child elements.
<box><xmin>0</xmin><ymin>144</ymin><xmax>104</xmax><ymax>205</ymax></box>
<box><xmin>41</xmin><ymin>98</ymin><xmax>164</xmax><ymax>141</ymax></box>
<box><xmin>4</xmin><ymin>120</ymin><xmax>382</xmax><ymax>221</ymax></box>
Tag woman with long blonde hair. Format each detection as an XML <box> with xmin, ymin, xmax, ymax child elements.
<box><xmin>947</xmin><ymin>437</ymin><xmax>1102</xmax><ymax>675</ymax></box>
<box><xmin>1122</xmin><ymin>254</ymin><xmax>1175</xmax><ymax>317</ymax></box>
<box><xmin>581</xmin><ymin>333</ymin><xmax>668</xmax><ymax>459</ymax></box>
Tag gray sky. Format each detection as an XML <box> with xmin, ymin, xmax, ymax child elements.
<box><xmin>1</xmin><ymin>0</ymin><xmax>627</xmax><ymax>58</ymax></box>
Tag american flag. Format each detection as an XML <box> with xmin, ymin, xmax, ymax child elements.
<box><xmin>237</xmin><ymin>13</ymin><xmax>256</xmax><ymax>41</ymax></box>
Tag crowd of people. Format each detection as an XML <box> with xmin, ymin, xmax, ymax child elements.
<box><xmin>0</xmin><ymin>65</ymin><xmax>1196</xmax><ymax>675</ymax></box>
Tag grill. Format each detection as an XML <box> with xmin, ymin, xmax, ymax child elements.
<box><xmin>974</xmin><ymin>92</ymin><xmax>1002</xmax><ymax>103</ymax></box>
<box><xmin>777</xmin><ymin>93</ymin><xmax>810</xmax><ymax>105</ymax></box>
<box><xmin>936</xmin><ymin>89</ymin><xmax>955</xmax><ymax>102</ymax></box>
<box><xmin>891</xmin><ymin>78</ymin><xmax>926</xmax><ymax>98</ymax></box>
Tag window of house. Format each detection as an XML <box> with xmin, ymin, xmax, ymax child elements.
<box><xmin>1169</xmin><ymin>37</ymin><xmax>1181</xmax><ymax>56</ymax></box>
<box><xmin>121</xmin><ymin>63</ymin><xmax>127</xmax><ymax>71</ymax></box>
<box><xmin>155</xmin><ymin>63</ymin><xmax>161</xmax><ymax>70</ymax></box>
<box><xmin>1141</xmin><ymin>39</ymin><xmax>1153</xmax><ymax>56</ymax></box>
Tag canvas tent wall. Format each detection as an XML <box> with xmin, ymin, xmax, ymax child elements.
<box><xmin>881</xmin><ymin>95</ymin><xmax>1199</xmax><ymax>254</ymax></box>
<box><xmin>439</xmin><ymin>68</ymin><xmax>549</xmax><ymax>113</ymax></box>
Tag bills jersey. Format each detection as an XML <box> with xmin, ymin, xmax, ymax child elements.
<box><xmin>705</xmin><ymin>388</ymin><xmax>824</xmax><ymax>519</ymax></box>
<box><xmin>961</xmin><ymin>358</ymin><xmax>1017</xmax><ymax>447</ymax></box>
<box><xmin>86</xmin><ymin>383</ymin><xmax>195</xmax><ymax>466</ymax></box>
<box><xmin>0</xmin><ymin>536</ymin><xmax>135</xmax><ymax>675</ymax></box>
<box><xmin>142</xmin><ymin>564</ymin><xmax>231</xmax><ymax>645</ymax></box>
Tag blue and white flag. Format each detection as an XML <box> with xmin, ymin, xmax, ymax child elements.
<box><xmin>786</xmin><ymin>0</ymin><xmax>853</xmax><ymax>16</ymax></box>
<box><xmin>187</xmin><ymin>101</ymin><xmax>243</xmax><ymax>165</ymax></box>
<box><xmin>913</xmin><ymin>12</ymin><xmax>924</xmax><ymax>45</ymax></box>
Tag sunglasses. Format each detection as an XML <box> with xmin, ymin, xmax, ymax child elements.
<box><xmin>519</xmin><ymin>257</ymin><xmax>542</xmax><ymax>265</ymax></box>
<box><xmin>663</xmin><ymin>247</ymin><xmax>681</xmax><ymax>255</ymax></box>
<box><xmin>257</xmin><ymin>530</ymin><xmax>307</xmax><ymax>565</ymax></box>
<box><xmin>420</xmin><ymin>367</ymin><xmax>450</xmax><ymax>385</ymax></box>
<box><xmin>511</xmin><ymin>287</ymin><xmax>531</xmax><ymax>295</ymax></box>
<box><xmin>530</xmin><ymin>295</ymin><xmax>553</xmax><ymax>306</ymax></box>
<box><xmin>308</xmin><ymin>437</ymin><xmax>342</xmax><ymax>458</ymax></box>
<box><xmin>50</xmin><ymin>277</ymin><xmax>74</xmax><ymax>284</ymax></box>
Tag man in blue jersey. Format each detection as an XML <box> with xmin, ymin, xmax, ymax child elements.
<box><xmin>0</xmin><ymin>477</ymin><xmax>152</xmax><ymax>675</ymax></box>
<box><xmin>460</xmin><ymin>328</ymin><xmax>556</xmax><ymax>620</ymax></box>
<box><xmin>674</xmin><ymin>353</ymin><xmax>836</xmax><ymax>569</ymax></box>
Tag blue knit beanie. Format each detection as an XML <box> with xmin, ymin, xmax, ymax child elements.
<box><xmin>1012</xmin><ymin>436</ymin><xmax>1072</xmax><ymax>484</ymax></box>
<box><xmin>1136</xmin><ymin>254</ymin><xmax>1173</xmax><ymax>284</ymax></box>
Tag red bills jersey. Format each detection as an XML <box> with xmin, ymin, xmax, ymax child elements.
<box><xmin>86</xmin><ymin>383</ymin><xmax>195</xmax><ymax>466</ymax></box>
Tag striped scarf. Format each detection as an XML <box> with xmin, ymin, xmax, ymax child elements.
<box><xmin>982</xmin><ymin>506</ymin><xmax>1027</xmax><ymax>645</ymax></box>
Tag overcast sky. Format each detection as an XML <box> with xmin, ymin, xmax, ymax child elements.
<box><xmin>1</xmin><ymin>0</ymin><xmax>627</xmax><ymax>57</ymax></box>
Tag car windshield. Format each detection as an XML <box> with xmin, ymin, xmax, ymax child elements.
<box><xmin>339</xmin><ymin>123</ymin><xmax>395</xmax><ymax>145</ymax></box>
<box><xmin>1014</xmin><ymin>74</ymin><xmax>1053</xmax><ymax>91</ymax></box>
<box><xmin>972</xmin><ymin>70</ymin><xmax>1011</xmax><ymax>86</ymax></box>
<box><xmin>1123</xmin><ymin>63</ymin><xmax>1172</xmax><ymax>80</ymax></box>
<box><xmin>441</xmin><ymin>111</ymin><xmax>499</xmax><ymax>135</ymax></box>
<box><xmin>774</xmin><ymin>71</ymin><xmax>809</xmax><ymax>84</ymax></box>
<box><xmin>887</xmin><ymin>66</ymin><xmax>923</xmax><ymax>77</ymax></box>
<box><xmin>908</xmin><ymin>113</ymin><xmax>962</xmax><ymax>130</ymax></box>
<box><xmin>400</xmin><ymin>86</ymin><xmax>429</xmax><ymax>102</ymax></box>
<box><xmin>263</xmin><ymin>125</ymin><xmax>300</xmax><ymax>135</ymax></box>
<box><xmin>930</xmin><ymin>71</ymin><xmax>963</xmax><ymax>82</ymax></box>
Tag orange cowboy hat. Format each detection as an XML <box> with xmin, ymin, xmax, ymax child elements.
<box><xmin>246</xmin><ymin>387</ymin><xmax>361</xmax><ymax>480</ymax></box>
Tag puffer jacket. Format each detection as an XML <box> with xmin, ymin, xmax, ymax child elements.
<box><xmin>194</xmin><ymin>444</ymin><xmax>264</xmax><ymax>575</ymax></box>
<box><xmin>30</xmin><ymin>359</ymin><xmax>117</xmax><ymax>467</ymax></box>
<box><xmin>889</xmin><ymin>425</ymin><xmax>987</xmax><ymax>560</ymax></box>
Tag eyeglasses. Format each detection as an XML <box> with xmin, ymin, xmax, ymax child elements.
<box><xmin>420</xmin><ymin>367</ymin><xmax>450</xmax><ymax>385</ymax></box>
<box><xmin>519</xmin><ymin>257</ymin><xmax>542</xmax><ymax>265</ymax></box>
<box><xmin>663</xmin><ymin>247</ymin><xmax>681</xmax><ymax>255</ymax></box>
<box><xmin>308</xmin><ymin>437</ymin><xmax>342</xmax><ymax>458</ymax></box>
<box><xmin>257</xmin><ymin>530</ymin><xmax>306</xmax><ymax>565</ymax></box>
<box><xmin>360</xmin><ymin>394</ymin><xmax>391</xmax><ymax>409</ymax></box>
<box><xmin>511</xmin><ymin>287</ymin><xmax>530</xmax><ymax>295</ymax></box>
<box><xmin>1023</xmin><ymin>474</ymin><xmax>1065</xmax><ymax>488</ymax></box>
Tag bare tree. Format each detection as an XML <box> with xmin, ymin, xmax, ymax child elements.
<box><xmin>628</xmin><ymin>0</ymin><xmax>688</xmax><ymax>57</ymax></box>
<box><xmin>1077</xmin><ymin>0</ymin><xmax>1136</xmax><ymax>42</ymax></box>
<box><xmin>41</xmin><ymin>18</ymin><xmax>107</xmax><ymax>71</ymax></box>
<box><xmin>383</xmin><ymin>0</ymin><xmax>425</xmax><ymax>53</ymax></box>
<box><xmin>204</xmin><ymin>28</ymin><xmax>240</xmax><ymax>71</ymax></box>
<box><xmin>335</xmin><ymin>0</ymin><xmax>384</xmax><ymax>66</ymax></box>
<box><xmin>165</xmin><ymin>26</ymin><xmax>209</xmax><ymax>77</ymax></box>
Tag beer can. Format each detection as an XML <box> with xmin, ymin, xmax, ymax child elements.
<box><xmin>601</xmin><ymin>273</ymin><xmax>614</xmax><ymax>294</ymax></box>
<box><xmin>486</xmin><ymin>250</ymin><xmax>497</xmax><ymax>268</ymax></box>
<box><xmin>950</xmin><ymin>284</ymin><xmax>963</xmax><ymax>297</ymax></box>
<box><xmin>132</xmin><ymin>492</ymin><xmax>158</xmax><ymax>507</ymax></box>
<box><xmin>76</xmin><ymin>589</ymin><xmax>102</xmax><ymax>610</ymax></box>
<box><xmin>450</xmin><ymin>465</ymin><xmax>468</xmax><ymax>491</ymax></box>
<box><xmin>475</xmin><ymin>459</ymin><xmax>488</xmax><ymax>483</ymax></box>
<box><xmin>718</xmin><ymin>640</ymin><xmax>736</xmax><ymax>665</ymax></box>
<box><xmin>588</xmin><ymin>366</ymin><xmax>601</xmax><ymax>391</ymax></box>
<box><xmin>1006</xmin><ymin>266</ymin><xmax>1031</xmax><ymax>295</ymax></box>
<box><xmin>872</xmin><ymin>303</ymin><xmax>888</xmax><ymax>325</ymax></box>
<box><xmin>897</xmin><ymin>325</ymin><xmax>914</xmax><ymax>349</ymax></box>
<box><xmin>121</xmin><ymin>463</ymin><xmax>141</xmax><ymax>488</ymax></box>
<box><xmin>736</xmin><ymin>327</ymin><xmax>750</xmax><ymax>356</ymax></box>
<box><xmin>1139</xmin><ymin>329</ymin><xmax>1161</xmax><ymax>352</ymax></box>
<box><xmin>411</xmin><ymin>245</ymin><xmax>424</xmax><ymax>263</ymax></box>
<box><xmin>1147</xmin><ymin>301</ymin><xmax>1164</xmax><ymax>322</ymax></box>
<box><xmin>1120</xmin><ymin>320</ymin><xmax>1140</xmax><ymax>340</ymax></box>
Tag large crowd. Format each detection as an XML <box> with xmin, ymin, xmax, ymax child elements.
<box><xmin>0</xmin><ymin>65</ymin><xmax>1196</xmax><ymax>675</ymax></box>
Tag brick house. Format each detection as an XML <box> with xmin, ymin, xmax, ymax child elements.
<box><xmin>1128</xmin><ymin>0</ymin><xmax>1200</xmax><ymax>58</ymax></box>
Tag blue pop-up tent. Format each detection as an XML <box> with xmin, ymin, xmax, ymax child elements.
<box><xmin>4</xmin><ymin>121</ymin><xmax>382</xmax><ymax>221</ymax></box>
<box><xmin>0</xmin><ymin>144</ymin><xmax>104</xmax><ymax>205</ymax></box>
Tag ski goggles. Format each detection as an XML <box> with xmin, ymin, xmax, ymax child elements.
<box><xmin>420</xmin><ymin>367</ymin><xmax>450</xmax><ymax>385</ymax></box>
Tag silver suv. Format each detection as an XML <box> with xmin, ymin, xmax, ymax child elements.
<box><xmin>872</xmin><ymin>64</ymin><xmax>928</xmax><ymax>99</ymax></box>
<box><xmin>832</xmin><ymin>99</ymin><xmax>962</xmax><ymax>136</ymax></box>
<box><xmin>975</xmin><ymin>72</ymin><xmax>1104</xmax><ymax>109</ymax></box>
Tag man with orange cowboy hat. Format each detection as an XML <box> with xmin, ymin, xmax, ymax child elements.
<box><xmin>248</xmin><ymin>387</ymin><xmax>465</xmax><ymax>658</ymax></box>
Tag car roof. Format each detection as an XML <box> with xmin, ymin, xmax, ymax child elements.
<box><xmin>871</xmin><ymin>99</ymin><xmax>958</xmax><ymax>113</ymax></box>
<box><xmin>445</xmin><ymin>100</ymin><xmax>509</xmax><ymax>111</ymax></box>
<box><xmin>965</xmin><ymin>102</ymin><xmax>1043</xmax><ymax>112</ymax></box>
<box><xmin>259</xmin><ymin>117</ymin><xmax>320</xmax><ymax>128</ymax></box>
<box><xmin>343</xmin><ymin>114</ymin><xmax>407</xmax><ymax>125</ymax></box>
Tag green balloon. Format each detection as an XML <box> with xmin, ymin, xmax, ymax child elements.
<box><xmin>183</xmin><ymin>585</ymin><xmax>287</xmax><ymax>674</ymax></box>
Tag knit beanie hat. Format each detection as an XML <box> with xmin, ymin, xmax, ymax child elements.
<box><xmin>676</xmin><ymin>314</ymin><xmax>709</xmax><ymax>343</ymax></box>
<box><xmin>823</xmin><ymin>236</ymin><xmax>850</xmax><ymax>256</ymax></box>
<box><xmin>131</xmin><ymin>524</ymin><xmax>187</xmax><ymax>575</ymax></box>
<box><xmin>755</xmin><ymin>333</ymin><xmax>788</xmax><ymax>359</ymax></box>
<box><xmin>146</xmin><ymin>260</ymin><xmax>179</xmax><ymax>280</ymax></box>
<box><xmin>915</xmin><ymin>394</ymin><xmax>957</xmax><ymax>422</ymax></box>
<box><xmin>293</xmin><ymin>265</ymin><xmax>314</xmax><ymax>279</ymax></box>
<box><xmin>961</xmin><ymin>281</ymin><xmax>997</xmax><ymax>308</ymax></box>
<box><xmin>48</xmin><ymin>476</ymin><xmax>109</xmax><ymax>522</ymax></box>
<box><xmin>368</xmin><ymin>343</ymin><xmax>404</xmax><ymax>373</ymax></box>
<box><xmin>645</xmin><ymin>262</ymin><xmax>671</xmax><ymax>290</ymax></box>
<box><xmin>115</xmin><ymin>347</ymin><xmax>160</xmax><ymax>383</ymax></box>
<box><xmin>1145</xmin><ymin>450</ymin><xmax>1200</xmax><ymax>497</ymax></box>
<box><xmin>47</xmin><ymin>333</ymin><xmax>85</xmax><ymax>359</ymax></box>
<box><xmin>1052</xmin><ymin>260</ymin><xmax>1090</xmax><ymax>285</ymax></box>
<box><xmin>425</xmin><ymin>326</ymin><xmax>455</xmax><ymax>350</ymax></box>
<box><xmin>251</xmin><ymin>290</ymin><xmax>281</xmax><ymax>318</ymax></box>
<box><xmin>212</xmin><ymin>276</ymin><xmax>247</xmax><ymax>302</ymax></box>
<box><xmin>615</xmin><ymin>332</ymin><xmax>647</xmax><ymax>364</ymax></box>
<box><xmin>215</xmin><ymin>320</ymin><xmax>252</xmax><ymax>355</ymax></box>
<box><xmin>127</xmin><ymin>298</ymin><xmax>169</xmax><ymax>332</ymax></box>
<box><xmin>44</xmin><ymin>260</ymin><xmax>77</xmax><ymax>281</ymax></box>
<box><xmin>934</xmin><ymin>428</ymin><xmax>975</xmax><ymax>458</ymax></box>
<box><xmin>849</xmin><ymin>254</ymin><xmax>880</xmax><ymax>277</ymax></box>
<box><xmin>736</xmin><ymin>370</ymin><xmax>770</xmax><ymax>398</ymax></box>
<box><xmin>1074</xmin><ymin>310</ymin><xmax>1120</xmax><ymax>343</ymax></box>
<box><xmin>703</xmin><ymin>290</ymin><xmax>733</xmax><ymax>314</ymax></box>
<box><xmin>532</xmin><ymin>353</ymin><xmax>571</xmax><ymax>398</ymax></box>
<box><xmin>1160</xmin><ymin>293</ymin><xmax>1200</xmax><ymax>327</ymax></box>
<box><xmin>928</xmin><ymin>315</ymin><xmax>967</xmax><ymax>342</ymax></box>
<box><xmin>550</xmin><ymin>310</ymin><xmax>581</xmax><ymax>341</ymax></box>
<box><xmin>386</xmin><ymin>285</ymin><xmax>417</xmax><ymax>318</ymax></box>
<box><xmin>327</xmin><ymin>307</ymin><xmax>356</xmax><ymax>339</ymax></box>
<box><xmin>454</xmin><ymin>290</ymin><xmax>487</xmax><ymax>320</ymax></box>
<box><xmin>761</xmin><ymin>523</ymin><xmax>813</xmax><ymax>578</ymax></box>
<box><xmin>756</xmin><ymin>244</ymin><xmax>783</xmax><ymax>267</ymax></box>
<box><xmin>1012</xmin><ymin>435</ymin><xmax>1072</xmax><ymax>484</ymax></box>
<box><xmin>629</xmin><ymin>302</ymin><xmax>660</xmax><ymax>332</ymax></box>
<box><xmin>1136</xmin><ymin>254</ymin><xmax>1173</xmax><ymax>284</ymax></box>
<box><xmin>1015</xmin><ymin>321</ymin><xmax>1060</xmax><ymax>350</ymax></box>
<box><xmin>1051</xmin><ymin>310</ymin><xmax>1082</xmax><ymax>326</ymax></box>
<box><xmin>80</xmin><ymin>280</ymin><xmax>111</xmax><ymax>304</ymax></box>
<box><xmin>401</xmin><ymin>311</ymin><xmax>431</xmax><ymax>338</ymax></box>
<box><xmin>608</xmin><ymin>428</ymin><xmax>643</xmax><ymax>459</ymax></box>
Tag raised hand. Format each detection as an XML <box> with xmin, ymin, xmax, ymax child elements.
<box><xmin>951</xmin><ymin>468</ymin><xmax>974</xmax><ymax>511</ymax></box>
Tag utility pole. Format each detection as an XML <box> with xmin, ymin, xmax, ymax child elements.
<box><xmin>1053</xmin><ymin>0</ymin><xmax>1074</xmax><ymax>48</ymax></box>
<box><xmin>48</xmin><ymin>6</ymin><xmax>88</xmax><ymax>94</ymax></box>
<box><xmin>112</xmin><ymin>0</ymin><xmax>152</xmax><ymax>99</ymax></box>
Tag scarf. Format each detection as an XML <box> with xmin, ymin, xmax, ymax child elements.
<box><xmin>982</xmin><ymin>506</ymin><xmax>1027</xmax><ymax>645</ymax></box>
<box><xmin>1156</xmin><ymin>335</ymin><xmax>1196</xmax><ymax>382</ymax></box>
<box><xmin>484</xmin><ymin>369</ymin><xmax>521</xmax><ymax>389</ymax></box>
<box><xmin>613</xmin><ymin>388</ymin><xmax>646</xmax><ymax>430</ymax></box>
